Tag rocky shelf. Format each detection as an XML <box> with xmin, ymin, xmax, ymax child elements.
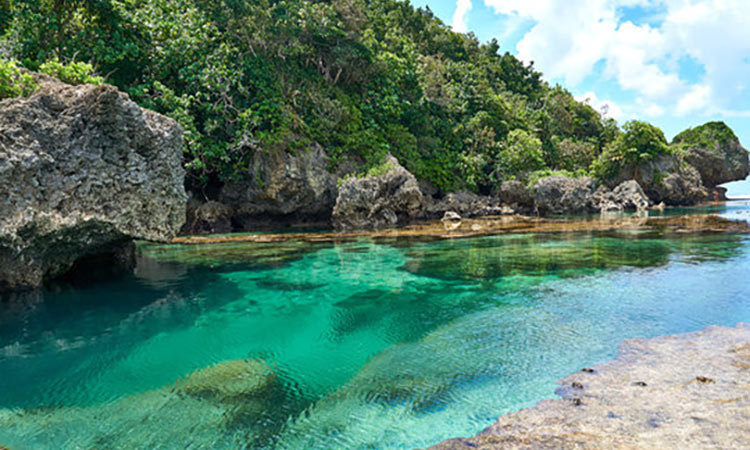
<box><xmin>429</xmin><ymin>323</ymin><xmax>750</xmax><ymax>449</ymax></box>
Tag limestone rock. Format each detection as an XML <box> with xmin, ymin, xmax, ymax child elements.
<box><xmin>533</xmin><ymin>176</ymin><xmax>599</xmax><ymax>215</ymax></box>
<box><xmin>595</xmin><ymin>180</ymin><xmax>650</xmax><ymax>212</ymax></box>
<box><xmin>611</xmin><ymin>154</ymin><xmax>707</xmax><ymax>206</ymax></box>
<box><xmin>0</xmin><ymin>74</ymin><xmax>186</xmax><ymax>290</ymax></box>
<box><xmin>182</xmin><ymin>197</ymin><xmax>234</xmax><ymax>235</ymax></box>
<box><xmin>332</xmin><ymin>156</ymin><xmax>424</xmax><ymax>230</ymax></box>
<box><xmin>425</xmin><ymin>190</ymin><xmax>507</xmax><ymax>219</ymax></box>
<box><xmin>220</xmin><ymin>143</ymin><xmax>337</xmax><ymax>229</ymax></box>
<box><xmin>674</xmin><ymin>121</ymin><xmax>750</xmax><ymax>188</ymax></box>
<box><xmin>498</xmin><ymin>180</ymin><xmax>534</xmax><ymax>211</ymax></box>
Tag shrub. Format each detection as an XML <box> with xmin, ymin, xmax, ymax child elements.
<box><xmin>39</xmin><ymin>59</ymin><xmax>104</xmax><ymax>85</ymax></box>
<box><xmin>591</xmin><ymin>120</ymin><xmax>670</xmax><ymax>179</ymax></box>
<box><xmin>0</xmin><ymin>59</ymin><xmax>37</xmax><ymax>99</ymax></box>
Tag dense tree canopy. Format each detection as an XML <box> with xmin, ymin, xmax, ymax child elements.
<box><xmin>1</xmin><ymin>0</ymin><xmax>659</xmax><ymax>193</ymax></box>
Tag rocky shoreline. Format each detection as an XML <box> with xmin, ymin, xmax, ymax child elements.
<box><xmin>429</xmin><ymin>323</ymin><xmax>750</xmax><ymax>450</ymax></box>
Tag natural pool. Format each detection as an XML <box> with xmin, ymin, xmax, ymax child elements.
<box><xmin>1</xmin><ymin>205</ymin><xmax>749</xmax><ymax>449</ymax></box>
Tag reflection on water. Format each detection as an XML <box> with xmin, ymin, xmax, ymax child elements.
<box><xmin>1</xmin><ymin>210</ymin><xmax>750</xmax><ymax>449</ymax></box>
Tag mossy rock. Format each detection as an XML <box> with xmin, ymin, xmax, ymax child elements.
<box><xmin>174</xmin><ymin>358</ymin><xmax>276</xmax><ymax>401</ymax></box>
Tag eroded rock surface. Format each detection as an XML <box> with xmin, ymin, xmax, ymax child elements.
<box><xmin>425</xmin><ymin>190</ymin><xmax>508</xmax><ymax>219</ymax></box>
<box><xmin>611</xmin><ymin>154</ymin><xmax>707</xmax><ymax>206</ymax></box>
<box><xmin>534</xmin><ymin>176</ymin><xmax>599</xmax><ymax>215</ymax></box>
<box><xmin>596</xmin><ymin>180</ymin><xmax>650</xmax><ymax>212</ymax></box>
<box><xmin>332</xmin><ymin>156</ymin><xmax>424</xmax><ymax>230</ymax></box>
<box><xmin>219</xmin><ymin>143</ymin><xmax>337</xmax><ymax>229</ymax></box>
<box><xmin>675</xmin><ymin>121</ymin><xmax>750</xmax><ymax>188</ymax></box>
<box><xmin>0</xmin><ymin>74</ymin><xmax>186</xmax><ymax>290</ymax></box>
<box><xmin>431</xmin><ymin>323</ymin><xmax>750</xmax><ymax>450</ymax></box>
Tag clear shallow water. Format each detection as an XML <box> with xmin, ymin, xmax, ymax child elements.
<box><xmin>1</xmin><ymin>206</ymin><xmax>749</xmax><ymax>449</ymax></box>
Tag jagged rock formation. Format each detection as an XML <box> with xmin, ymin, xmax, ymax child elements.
<box><xmin>596</xmin><ymin>180</ymin><xmax>650</xmax><ymax>212</ymax></box>
<box><xmin>609</xmin><ymin>154</ymin><xmax>707</xmax><ymax>206</ymax></box>
<box><xmin>499</xmin><ymin>180</ymin><xmax>534</xmax><ymax>212</ymax></box>
<box><xmin>534</xmin><ymin>176</ymin><xmax>600</xmax><ymax>215</ymax></box>
<box><xmin>430</xmin><ymin>323</ymin><xmax>750</xmax><ymax>450</ymax></box>
<box><xmin>424</xmin><ymin>190</ymin><xmax>509</xmax><ymax>219</ymax></box>
<box><xmin>182</xmin><ymin>196</ymin><xmax>234</xmax><ymax>235</ymax></box>
<box><xmin>0</xmin><ymin>74</ymin><xmax>186</xmax><ymax>290</ymax></box>
<box><xmin>332</xmin><ymin>156</ymin><xmax>424</xmax><ymax>230</ymax></box>
<box><xmin>219</xmin><ymin>143</ymin><xmax>337</xmax><ymax>229</ymax></box>
<box><xmin>675</xmin><ymin>121</ymin><xmax>750</xmax><ymax>188</ymax></box>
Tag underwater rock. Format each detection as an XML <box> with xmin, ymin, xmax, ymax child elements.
<box><xmin>219</xmin><ymin>143</ymin><xmax>337</xmax><ymax>230</ymax></box>
<box><xmin>0</xmin><ymin>73</ymin><xmax>186</xmax><ymax>290</ymax></box>
<box><xmin>430</xmin><ymin>323</ymin><xmax>750</xmax><ymax>449</ymax></box>
<box><xmin>174</xmin><ymin>358</ymin><xmax>276</xmax><ymax>401</ymax></box>
<box><xmin>332</xmin><ymin>155</ymin><xmax>424</xmax><ymax>230</ymax></box>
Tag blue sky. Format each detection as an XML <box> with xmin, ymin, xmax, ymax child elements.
<box><xmin>411</xmin><ymin>0</ymin><xmax>750</xmax><ymax>196</ymax></box>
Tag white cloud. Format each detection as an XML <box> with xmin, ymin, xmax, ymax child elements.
<box><xmin>452</xmin><ymin>0</ymin><xmax>473</xmax><ymax>33</ymax></box>
<box><xmin>576</xmin><ymin>91</ymin><xmax>624</xmax><ymax>120</ymax></box>
<box><xmin>483</xmin><ymin>0</ymin><xmax>750</xmax><ymax>117</ymax></box>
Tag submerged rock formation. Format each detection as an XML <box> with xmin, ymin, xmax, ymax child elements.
<box><xmin>0</xmin><ymin>74</ymin><xmax>186</xmax><ymax>290</ymax></box>
<box><xmin>332</xmin><ymin>156</ymin><xmax>424</xmax><ymax>230</ymax></box>
<box><xmin>431</xmin><ymin>323</ymin><xmax>750</xmax><ymax>450</ymax></box>
<box><xmin>219</xmin><ymin>143</ymin><xmax>337</xmax><ymax>229</ymax></box>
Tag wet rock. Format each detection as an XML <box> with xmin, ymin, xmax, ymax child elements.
<box><xmin>181</xmin><ymin>196</ymin><xmax>234</xmax><ymax>235</ymax></box>
<box><xmin>674</xmin><ymin>121</ymin><xmax>750</xmax><ymax>188</ymax></box>
<box><xmin>533</xmin><ymin>176</ymin><xmax>598</xmax><ymax>215</ymax></box>
<box><xmin>0</xmin><ymin>74</ymin><xmax>186</xmax><ymax>290</ymax></box>
<box><xmin>426</xmin><ymin>191</ymin><xmax>506</xmax><ymax>219</ymax></box>
<box><xmin>220</xmin><ymin>143</ymin><xmax>337</xmax><ymax>230</ymax></box>
<box><xmin>441</xmin><ymin>211</ymin><xmax>462</xmax><ymax>222</ymax></box>
<box><xmin>175</xmin><ymin>358</ymin><xmax>276</xmax><ymax>401</ymax></box>
<box><xmin>332</xmin><ymin>156</ymin><xmax>424</xmax><ymax>230</ymax></box>
<box><xmin>430</xmin><ymin>323</ymin><xmax>750</xmax><ymax>450</ymax></box>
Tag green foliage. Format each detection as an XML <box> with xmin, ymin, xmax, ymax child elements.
<box><xmin>4</xmin><ymin>0</ymin><xmax>691</xmax><ymax>195</ymax></box>
<box><xmin>592</xmin><ymin>120</ymin><xmax>670</xmax><ymax>179</ymax></box>
<box><xmin>39</xmin><ymin>58</ymin><xmax>103</xmax><ymax>85</ymax></box>
<box><xmin>526</xmin><ymin>168</ymin><xmax>590</xmax><ymax>189</ymax></box>
<box><xmin>672</xmin><ymin>121</ymin><xmax>738</xmax><ymax>152</ymax></box>
<box><xmin>0</xmin><ymin>58</ymin><xmax>37</xmax><ymax>99</ymax></box>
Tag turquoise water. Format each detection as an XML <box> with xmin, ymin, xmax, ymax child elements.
<box><xmin>1</xmin><ymin>205</ymin><xmax>750</xmax><ymax>449</ymax></box>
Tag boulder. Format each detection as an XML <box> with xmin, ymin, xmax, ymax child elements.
<box><xmin>610</xmin><ymin>154</ymin><xmax>707</xmax><ymax>206</ymax></box>
<box><xmin>594</xmin><ymin>180</ymin><xmax>650</xmax><ymax>212</ymax></box>
<box><xmin>674</xmin><ymin>121</ymin><xmax>750</xmax><ymax>188</ymax></box>
<box><xmin>182</xmin><ymin>196</ymin><xmax>234</xmax><ymax>235</ymax></box>
<box><xmin>533</xmin><ymin>176</ymin><xmax>598</xmax><ymax>215</ymax></box>
<box><xmin>498</xmin><ymin>180</ymin><xmax>534</xmax><ymax>211</ymax></box>
<box><xmin>0</xmin><ymin>74</ymin><xmax>186</xmax><ymax>290</ymax></box>
<box><xmin>425</xmin><ymin>190</ymin><xmax>507</xmax><ymax>219</ymax></box>
<box><xmin>332</xmin><ymin>156</ymin><xmax>423</xmax><ymax>230</ymax></box>
<box><xmin>220</xmin><ymin>143</ymin><xmax>337</xmax><ymax>229</ymax></box>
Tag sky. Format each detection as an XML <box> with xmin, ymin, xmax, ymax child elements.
<box><xmin>411</xmin><ymin>0</ymin><xmax>750</xmax><ymax>196</ymax></box>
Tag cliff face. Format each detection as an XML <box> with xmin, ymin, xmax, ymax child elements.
<box><xmin>0</xmin><ymin>74</ymin><xmax>186</xmax><ymax>290</ymax></box>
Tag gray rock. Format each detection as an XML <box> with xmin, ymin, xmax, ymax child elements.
<box><xmin>499</xmin><ymin>180</ymin><xmax>534</xmax><ymax>210</ymax></box>
<box><xmin>533</xmin><ymin>176</ymin><xmax>599</xmax><ymax>215</ymax></box>
<box><xmin>426</xmin><ymin>190</ymin><xmax>507</xmax><ymax>219</ymax></box>
<box><xmin>220</xmin><ymin>143</ymin><xmax>337</xmax><ymax>229</ymax></box>
<box><xmin>0</xmin><ymin>74</ymin><xmax>186</xmax><ymax>290</ymax></box>
<box><xmin>182</xmin><ymin>197</ymin><xmax>234</xmax><ymax>235</ymax></box>
<box><xmin>611</xmin><ymin>154</ymin><xmax>707</xmax><ymax>206</ymax></box>
<box><xmin>441</xmin><ymin>211</ymin><xmax>462</xmax><ymax>222</ymax></box>
<box><xmin>431</xmin><ymin>323</ymin><xmax>750</xmax><ymax>450</ymax></box>
<box><xmin>332</xmin><ymin>156</ymin><xmax>424</xmax><ymax>230</ymax></box>
<box><xmin>675</xmin><ymin>123</ymin><xmax>750</xmax><ymax>188</ymax></box>
<box><xmin>594</xmin><ymin>180</ymin><xmax>650</xmax><ymax>212</ymax></box>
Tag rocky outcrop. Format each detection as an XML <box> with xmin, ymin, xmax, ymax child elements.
<box><xmin>595</xmin><ymin>180</ymin><xmax>650</xmax><ymax>212</ymax></box>
<box><xmin>219</xmin><ymin>143</ymin><xmax>337</xmax><ymax>229</ymax></box>
<box><xmin>0</xmin><ymin>74</ymin><xmax>186</xmax><ymax>290</ymax></box>
<box><xmin>610</xmin><ymin>154</ymin><xmax>707</xmax><ymax>206</ymax></box>
<box><xmin>332</xmin><ymin>156</ymin><xmax>424</xmax><ymax>230</ymax></box>
<box><xmin>674</xmin><ymin>121</ymin><xmax>750</xmax><ymax>188</ymax></box>
<box><xmin>424</xmin><ymin>190</ymin><xmax>509</xmax><ymax>219</ymax></box>
<box><xmin>431</xmin><ymin>323</ymin><xmax>750</xmax><ymax>450</ymax></box>
<box><xmin>534</xmin><ymin>176</ymin><xmax>599</xmax><ymax>215</ymax></box>
<box><xmin>499</xmin><ymin>180</ymin><xmax>534</xmax><ymax>211</ymax></box>
<box><xmin>182</xmin><ymin>196</ymin><xmax>234</xmax><ymax>235</ymax></box>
